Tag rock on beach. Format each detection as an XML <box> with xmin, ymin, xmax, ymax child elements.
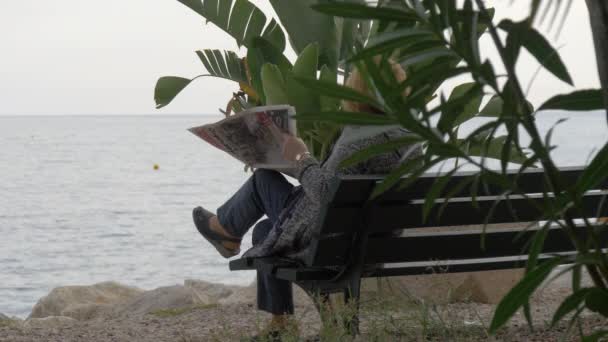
<box><xmin>29</xmin><ymin>281</ymin><xmax>143</xmax><ymax>320</ymax></box>
<box><xmin>26</xmin><ymin>280</ymin><xmax>264</xmax><ymax>321</ymax></box>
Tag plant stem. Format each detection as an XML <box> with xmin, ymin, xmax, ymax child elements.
<box><xmin>475</xmin><ymin>0</ymin><xmax>607</xmax><ymax>289</ymax></box>
<box><xmin>585</xmin><ymin>0</ymin><xmax>608</xmax><ymax>124</ymax></box>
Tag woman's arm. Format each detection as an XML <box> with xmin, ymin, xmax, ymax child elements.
<box><xmin>284</xmin><ymin>130</ymin><xmax>421</xmax><ymax>203</ymax></box>
<box><xmin>294</xmin><ymin>155</ymin><xmax>333</xmax><ymax>203</ymax></box>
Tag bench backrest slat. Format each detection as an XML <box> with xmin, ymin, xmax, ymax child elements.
<box><xmin>305</xmin><ymin>167</ymin><xmax>608</xmax><ymax>268</ymax></box>
<box><xmin>331</xmin><ymin>167</ymin><xmax>594</xmax><ymax>205</ymax></box>
<box><xmin>321</xmin><ymin>191</ymin><xmax>607</xmax><ymax>234</ymax></box>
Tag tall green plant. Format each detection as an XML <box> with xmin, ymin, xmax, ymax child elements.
<box><xmin>294</xmin><ymin>0</ymin><xmax>607</xmax><ymax>339</ymax></box>
<box><xmin>154</xmin><ymin>0</ymin><xmax>374</xmax><ymax>159</ymax></box>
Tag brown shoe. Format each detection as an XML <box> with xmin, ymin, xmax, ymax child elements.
<box><xmin>192</xmin><ymin>207</ymin><xmax>241</xmax><ymax>258</ymax></box>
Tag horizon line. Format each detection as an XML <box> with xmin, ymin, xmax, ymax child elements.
<box><xmin>0</xmin><ymin>113</ymin><xmax>219</xmax><ymax>117</ymax></box>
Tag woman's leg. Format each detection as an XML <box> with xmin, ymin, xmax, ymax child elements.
<box><xmin>252</xmin><ymin>219</ymin><xmax>294</xmax><ymax>316</ymax></box>
<box><xmin>216</xmin><ymin>169</ymin><xmax>293</xmax><ymax>239</ymax></box>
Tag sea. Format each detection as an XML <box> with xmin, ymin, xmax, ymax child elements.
<box><xmin>0</xmin><ymin>112</ymin><xmax>606</xmax><ymax>318</ymax></box>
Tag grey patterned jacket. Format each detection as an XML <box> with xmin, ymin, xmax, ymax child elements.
<box><xmin>242</xmin><ymin>126</ymin><xmax>422</xmax><ymax>262</ymax></box>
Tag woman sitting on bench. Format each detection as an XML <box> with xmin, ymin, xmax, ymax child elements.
<box><xmin>192</xmin><ymin>59</ymin><xmax>422</xmax><ymax>339</ymax></box>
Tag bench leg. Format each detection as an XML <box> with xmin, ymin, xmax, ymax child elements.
<box><xmin>343</xmin><ymin>277</ymin><xmax>361</xmax><ymax>336</ymax></box>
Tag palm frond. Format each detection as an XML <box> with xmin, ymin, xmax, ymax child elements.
<box><xmin>529</xmin><ymin>0</ymin><xmax>574</xmax><ymax>38</ymax></box>
<box><xmin>178</xmin><ymin>0</ymin><xmax>286</xmax><ymax>51</ymax></box>
<box><xmin>195</xmin><ymin>49</ymin><xmax>249</xmax><ymax>84</ymax></box>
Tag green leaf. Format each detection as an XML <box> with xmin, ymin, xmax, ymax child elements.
<box><xmin>294</xmin><ymin>111</ymin><xmax>395</xmax><ymax>126</ymax></box>
<box><xmin>480</xmin><ymin>96</ymin><xmax>503</xmax><ymax>117</ymax></box>
<box><xmin>154</xmin><ymin>76</ymin><xmax>192</xmax><ymax>109</ymax></box>
<box><xmin>247</xmin><ymin>47</ymin><xmax>265</xmax><ymax>103</ymax></box>
<box><xmin>212</xmin><ymin>50</ymin><xmax>230</xmax><ymax>77</ymax></box>
<box><xmin>335</xmin><ymin>0</ymin><xmax>372</xmax><ymax>62</ymax></box>
<box><xmin>464</xmin><ymin>135</ymin><xmax>528</xmax><ymax>164</ymax></box>
<box><xmin>293</xmin><ymin>77</ymin><xmax>384</xmax><ymax>111</ymax></box>
<box><xmin>449</xmin><ymin>82</ymin><xmax>483</xmax><ymax>127</ymax></box>
<box><xmin>291</xmin><ymin>43</ymin><xmax>319</xmax><ymax>82</ymax></box>
<box><xmin>526</xmin><ymin>222</ymin><xmax>550</xmax><ymax>273</ymax></box>
<box><xmin>479</xmin><ymin>60</ymin><xmax>498</xmax><ymax>89</ymax></box>
<box><xmin>529</xmin><ymin>0</ymin><xmax>575</xmax><ymax>37</ymax></box>
<box><xmin>349</xmin><ymin>28</ymin><xmax>437</xmax><ymax>62</ymax></box>
<box><xmin>196</xmin><ymin>49</ymin><xmax>248</xmax><ymax>84</ymax></box>
<box><xmin>261</xmin><ymin>19</ymin><xmax>287</xmax><ymax>53</ymax></box>
<box><xmin>389</xmin><ymin>63</ymin><xmax>469</xmax><ymax>103</ymax></box>
<box><xmin>436</xmin><ymin>175</ymin><xmax>476</xmax><ymax>219</ymax></box>
<box><xmin>574</xmin><ymin>141</ymin><xmax>608</xmax><ymax>195</ymax></box>
<box><xmin>399</xmin><ymin>47</ymin><xmax>457</xmax><ymax>67</ymax></box>
<box><xmin>227</xmin><ymin>0</ymin><xmax>253</xmax><ymax>36</ymax></box>
<box><xmin>178</xmin><ymin>0</ymin><xmax>286</xmax><ymax>51</ymax></box>
<box><xmin>423</xmin><ymin>168</ymin><xmax>460</xmax><ymax>222</ymax></box>
<box><xmin>319</xmin><ymin>65</ymin><xmax>339</xmax><ymax>111</ymax></box>
<box><xmin>270</xmin><ymin>0</ymin><xmax>339</xmax><ymax>68</ymax></box>
<box><xmin>371</xmin><ymin>155</ymin><xmax>441</xmax><ymax>199</ymax></box>
<box><xmin>479</xmin><ymin>95</ymin><xmax>535</xmax><ymax>117</ymax></box>
<box><xmin>585</xmin><ymin>288</ymin><xmax>608</xmax><ymax>317</ymax></box>
<box><xmin>312</xmin><ymin>2</ymin><xmax>417</xmax><ymax>21</ymax></box>
<box><xmin>245</xmin><ymin>37</ymin><xmax>295</xmax><ymax>104</ymax></box>
<box><xmin>339</xmin><ymin>135</ymin><xmax>423</xmax><ymax>169</ymax></box>
<box><xmin>250</xmin><ymin>37</ymin><xmax>293</xmax><ymax>74</ymax></box>
<box><xmin>196</xmin><ymin>50</ymin><xmax>216</xmax><ymax>75</ymax></box>
<box><xmin>225</xmin><ymin>51</ymin><xmax>247</xmax><ymax>82</ymax></box>
<box><xmin>539</xmin><ymin>89</ymin><xmax>605</xmax><ymax>112</ymax></box>
<box><xmin>489</xmin><ymin>257</ymin><xmax>563</xmax><ymax>333</ymax></box>
<box><xmin>499</xmin><ymin>20</ymin><xmax>572</xmax><ymax>85</ymax></box>
<box><xmin>203</xmin><ymin>49</ymin><xmax>221</xmax><ymax>76</ymax></box>
<box><xmin>261</xmin><ymin>64</ymin><xmax>288</xmax><ymax>105</ymax></box>
<box><xmin>286</xmin><ymin>43</ymin><xmax>321</xmax><ymax>139</ymax></box>
<box><xmin>551</xmin><ymin>288</ymin><xmax>592</xmax><ymax>326</ymax></box>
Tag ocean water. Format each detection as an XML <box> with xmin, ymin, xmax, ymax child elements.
<box><xmin>0</xmin><ymin>113</ymin><xmax>606</xmax><ymax>318</ymax></box>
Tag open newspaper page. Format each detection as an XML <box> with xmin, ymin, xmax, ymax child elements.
<box><xmin>188</xmin><ymin>105</ymin><xmax>297</xmax><ymax>174</ymax></box>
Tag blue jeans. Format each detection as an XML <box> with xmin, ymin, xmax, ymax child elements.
<box><xmin>217</xmin><ymin>169</ymin><xmax>295</xmax><ymax>315</ymax></box>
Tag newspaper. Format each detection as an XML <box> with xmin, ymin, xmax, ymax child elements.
<box><xmin>188</xmin><ymin>105</ymin><xmax>297</xmax><ymax>172</ymax></box>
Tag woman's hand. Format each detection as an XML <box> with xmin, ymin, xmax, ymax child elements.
<box><xmin>282</xmin><ymin>134</ymin><xmax>309</xmax><ymax>162</ymax></box>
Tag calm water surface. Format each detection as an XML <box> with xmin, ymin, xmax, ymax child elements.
<box><xmin>0</xmin><ymin>113</ymin><xmax>606</xmax><ymax>317</ymax></box>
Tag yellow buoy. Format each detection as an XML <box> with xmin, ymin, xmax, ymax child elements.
<box><xmin>153</xmin><ymin>164</ymin><xmax>159</xmax><ymax>170</ymax></box>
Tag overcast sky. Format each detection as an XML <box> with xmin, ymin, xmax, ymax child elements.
<box><xmin>0</xmin><ymin>1</ymin><xmax>600</xmax><ymax>115</ymax></box>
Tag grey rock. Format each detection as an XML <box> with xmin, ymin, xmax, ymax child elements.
<box><xmin>29</xmin><ymin>281</ymin><xmax>143</xmax><ymax>320</ymax></box>
<box><xmin>184</xmin><ymin>279</ymin><xmax>238</xmax><ymax>303</ymax></box>
<box><xmin>0</xmin><ymin>313</ymin><xmax>9</xmax><ymax>320</ymax></box>
<box><xmin>116</xmin><ymin>285</ymin><xmax>200</xmax><ymax>316</ymax></box>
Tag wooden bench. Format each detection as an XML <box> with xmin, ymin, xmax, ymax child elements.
<box><xmin>230</xmin><ymin>166</ymin><xmax>608</xmax><ymax>334</ymax></box>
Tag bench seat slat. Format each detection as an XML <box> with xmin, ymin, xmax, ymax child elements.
<box><xmin>229</xmin><ymin>257</ymin><xmax>299</xmax><ymax>272</ymax></box>
<box><xmin>275</xmin><ymin>268</ymin><xmax>338</xmax><ymax>282</ymax></box>
<box><xmin>363</xmin><ymin>225</ymin><xmax>606</xmax><ymax>264</ymax></box>
<box><xmin>367</xmin><ymin>253</ymin><xmax>575</xmax><ymax>277</ymax></box>
<box><xmin>232</xmin><ymin>253</ymin><xmax>578</xmax><ymax>281</ymax></box>
<box><xmin>310</xmin><ymin>224</ymin><xmax>607</xmax><ymax>266</ymax></box>
<box><xmin>229</xmin><ymin>258</ymin><xmax>254</xmax><ymax>271</ymax></box>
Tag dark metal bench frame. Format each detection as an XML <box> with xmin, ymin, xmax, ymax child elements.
<box><xmin>230</xmin><ymin>166</ymin><xmax>608</xmax><ymax>334</ymax></box>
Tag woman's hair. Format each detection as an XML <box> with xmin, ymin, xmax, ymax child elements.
<box><xmin>342</xmin><ymin>58</ymin><xmax>409</xmax><ymax>113</ymax></box>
